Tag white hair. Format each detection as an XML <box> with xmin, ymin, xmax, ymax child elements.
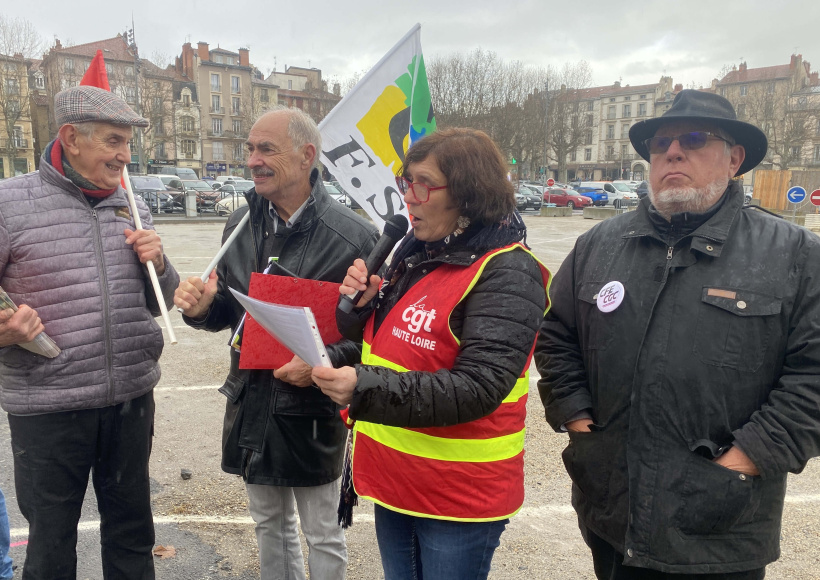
<box><xmin>255</xmin><ymin>107</ymin><xmax>322</xmax><ymax>169</ymax></box>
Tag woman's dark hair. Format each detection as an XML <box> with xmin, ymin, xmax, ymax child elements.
<box><xmin>399</xmin><ymin>128</ymin><xmax>515</xmax><ymax>225</ymax></box>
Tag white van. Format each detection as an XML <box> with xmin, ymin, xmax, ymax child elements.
<box><xmin>578</xmin><ymin>181</ymin><xmax>638</xmax><ymax>208</ymax></box>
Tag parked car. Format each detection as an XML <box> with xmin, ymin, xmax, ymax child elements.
<box><xmin>214</xmin><ymin>190</ymin><xmax>248</xmax><ymax>216</ymax></box>
<box><xmin>178</xmin><ymin>180</ymin><xmax>220</xmax><ymax>210</ymax></box>
<box><xmin>515</xmin><ymin>193</ymin><xmax>528</xmax><ymax>212</ymax></box>
<box><xmin>324</xmin><ymin>182</ymin><xmax>352</xmax><ymax>208</ymax></box>
<box><xmin>158</xmin><ymin>166</ymin><xmax>199</xmax><ymax>180</ymax></box>
<box><xmin>216</xmin><ymin>180</ymin><xmax>254</xmax><ymax>194</ymax></box>
<box><xmin>613</xmin><ymin>180</ymin><xmax>640</xmax><ymax>192</ymax></box>
<box><xmin>636</xmin><ymin>181</ymin><xmax>649</xmax><ymax>200</ymax></box>
<box><xmin>515</xmin><ymin>185</ymin><xmax>542</xmax><ymax>211</ymax></box>
<box><xmin>327</xmin><ymin>180</ymin><xmax>361</xmax><ymax>209</ymax></box>
<box><xmin>129</xmin><ymin>174</ymin><xmax>181</xmax><ymax>213</ymax></box>
<box><xmin>544</xmin><ymin>188</ymin><xmax>593</xmax><ymax>209</ymax></box>
<box><xmin>578</xmin><ymin>181</ymin><xmax>638</xmax><ymax>208</ymax></box>
<box><xmin>575</xmin><ymin>186</ymin><xmax>609</xmax><ymax>207</ymax></box>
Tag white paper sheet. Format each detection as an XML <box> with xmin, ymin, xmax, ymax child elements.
<box><xmin>229</xmin><ymin>288</ymin><xmax>332</xmax><ymax>368</ymax></box>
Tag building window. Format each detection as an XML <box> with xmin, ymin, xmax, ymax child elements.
<box><xmin>153</xmin><ymin>96</ymin><xmax>162</xmax><ymax>110</ymax></box>
<box><xmin>211</xmin><ymin>94</ymin><xmax>221</xmax><ymax>113</ymax></box>
<box><xmin>624</xmin><ymin>96</ymin><xmax>631</xmax><ymax>101</ymax></box>
<box><xmin>232</xmin><ymin>119</ymin><xmax>241</xmax><ymax>134</ymax></box>
<box><xmin>12</xmin><ymin>126</ymin><xmax>24</xmax><ymax>148</ymax></box>
<box><xmin>638</xmin><ymin>103</ymin><xmax>647</xmax><ymax>116</ymax></box>
<box><xmin>4</xmin><ymin>78</ymin><xmax>19</xmax><ymax>96</ymax></box>
<box><xmin>740</xmin><ymin>85</ymin><xmax>748</xmax><ymax>96</ymax></box>
<box><xmin>790</xmin><ymin>146</ymin><xmax>801</xmax><ymax>160</ymax></box>
<box><xmin>181</xmin><ymin>116</ymin><xmax>195</xmax><ymax>132</ymax></box>
<box><xmin>609</xmin><ymin>98</ymin><xmax>615</xmax><ymax>102</ymax></box>
<box><xmin>155</xmin><ymin>142</ymin><xmax>166</xmax><ymax>158</ymax></box>
<box><xmin>584</xmin><ymin>148</ymin><xmax>592</xmax><ymax>161</ymax></box>
<box><xmin>261</xmin><ymin>88</ymin><xmax>269</xmax><ymax>102</ymax></box>
<box><xmin>607</xmin><ymin>124</ymin><xmax>615</xmax><ymax>139</ymax></box>
<box><xmin>125</xmin><ymin>87</ymin><xmax>136</xmax><ymax>104</ymax></box>
<box><xmin>606</xmin><ymin>145</ymin><xmax>615</xmax><ymax>159</ymax></box>
<box><xmin>211</xmin><ymin>73</ymin><xmax>221</xmax><ymax>92</ymax></box>
<box><xmin>287</xmin><ymin>80</ymin><xmax>293</xmax><ymax>89</ymax></box>
<box><xmin>212</xmin><ymin>118</ymin><xmax>222</xmax><ymax>135</ymax></box>
<box><xmin>154</xmin><ymin>120</ymin><xmax>164</xmax><ymax>136</ymax></box>
<box><xmin>816</xmin><ymin>120</ymin><xmax>820</xmax><ymax>136</ymax></box>
<box><xmin>125</xmin><ymin>66</ymin><xmax>134</xmax><ymax>77</ymax></box>
<box><xmin>34</xmin><ymin>74</ymin><xmax>44</xmax><ymax>89</ymax></box>
<box><xmin>621</xmin><ymin>144</ymin><xmax>629</xmax><ymax>157</ymax></box>
<box><xmin>622</xmin><ymin>104</ymin><xmax>631</xmax><ymax>117</ymax></box>
<box><xmin>587</xmin><ymin>101</ymin><xmax>594</xmax><ymax>111</ymax></box>
<box><xmin>570</xmin><ymin>151</ymin><xmax>577</xmax><ymax>162</ymax></box>
<box><xmin>585</xmin><ymin>131</ymin><xmax>593</xmax><ymax>146</ymax></box>
<box><xmin>106</xmin><ymin>63</ymin><xmax>113</xmax><ymax>75</ymax></box>
<box><xmin>182</xmin><ymin>139</ymin><xmax>196</xmax><ymax>156</ymax></box>
<box><xmin>607</xmin><ymin>106</ymin><xmax>615</xmax><ymax>120</ymax></box>
<box><xmin>64</xmin><ymin>58</ymin><xmax>74</xmax><ymax>73</ymax></box>
<box><xmin>814</xmin><ymin>144</ymin><xmax>820</xmax><ymax>161</ymax></box>
<box><xmin>226</xmin><ymin>56</ymin><xmax>235</xmax><ymax>66</ymax></box>
<box><xmin>233</xmin><ymin>142</ymin><xmax>243</xmax><ymax>161</ymax></box>
<box><xmin>232</xmin><ymin>96</ymin><xmax>240</xmax><ymax>115</ymax></box>
<box><xmin>231</xmin><ymin>76</ymin><xmax>240</xmax><ymax>94</ymax></box>
<box><xmin>621</xmin><ymin>124</ymin><xmax>630</xmax><ymax>139</ymax></box>
<box><xmin>719</xmin><ymin>87</ymin><xmax>726</xmax><ymax>96</ymax></box>
<box><xmin>212</xmin><ymin>141</ymin><xmax>224</xmax><ymax>160</ymax></box>
<box><xmin>737</xmin><ymin>104</ymin><xmax>746</xmax><ymax>118</ymax></box>
<box><xmin>585</xmin><ymin>115</ymin><xmax>593</xmax><ymax>127</ymax></box>
<box><xmin>640</xmin><ymin>94</ymin><xmax>646</xmax><ymax>99</ymax></box>
<box><xmin>213</xmin><ymin>54</ymin><xmax>223</xmax><ymax>64</ymax></box>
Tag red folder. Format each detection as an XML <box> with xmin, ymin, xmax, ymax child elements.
<box><xmin>239</xmin><ymin>273</ymin><xmax>343</xmax><ymax>369</ymax></box>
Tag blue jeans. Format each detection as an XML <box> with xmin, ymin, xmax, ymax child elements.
<box><xmin>374</xmin><ymin>504</ymin><xmax>508</xmax><ymax>580</ymax></box>
<box><xmin>1</xmin><ymin>487</ymin><xmax>12</xmax><ymax>580</ymax></box>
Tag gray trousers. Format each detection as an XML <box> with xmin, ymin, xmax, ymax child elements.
<box><xmin>245</xmin><ymin>479</ymin><xmax>347</xmax><ymax>580</ymax></box>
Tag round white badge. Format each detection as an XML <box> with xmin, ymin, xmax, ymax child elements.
<box><xmin>597</xmin><ymin>281</ymin><xmax>625</xmax><ymax>313</ymax></box>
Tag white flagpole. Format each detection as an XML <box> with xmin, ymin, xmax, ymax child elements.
<box><xmin>198</xmin><ymin>211</ymin><xmax>250</xmax><ymax>282</ymax></box>
<box><xmin>122</xmin><ymin>166</ymin><xmax>178</xmax><ymax>345</ymax></box>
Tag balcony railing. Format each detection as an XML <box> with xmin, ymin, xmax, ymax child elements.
<box><xmin>0</xmin><ymin>138</ymin><xmax>29</xmax><ymax>149</ymax></box>
<box><xmin>210</xmin><ymin>106</ymin><xmax>225</xmax><ymax>114</ymax></box>
<box><xmin>207</xmin><ymin>130</ymin><xmax>224</xmax><ymax>137</ymax></box>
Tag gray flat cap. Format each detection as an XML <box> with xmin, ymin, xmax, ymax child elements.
<box><xmin>55</xmin><ymin>85</ymin><xmax>149</xmax><ymax>127</ymax></box>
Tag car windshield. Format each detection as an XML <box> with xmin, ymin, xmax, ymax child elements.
<box><xmin>325</xmin><ymin>184</ymin><xmax>342</xmax><ymax>195</ymax></box>
<box><xmin>566</xmin><ymin>190</ymin><xmax>582</xmax><ymax>196</ymax></box>
<box><xmin>186</xmin><ymin>181</ymin><xmax>215</xmax><ymax>191</ymax></box>
<box><xmin>612</xmin><ymin>183</ymin><xmax>632</xmax><ymax>192</ymax></box>
<box><xmin>131</xmin><ymin>176</ymin><xmax>166</xmax><ymax>190</ymax></box>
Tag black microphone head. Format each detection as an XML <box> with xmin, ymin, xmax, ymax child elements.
<box><xmin>382</xmin><ymin>214</ymin><xmax>409</xmax><ymax>241</ymax></box>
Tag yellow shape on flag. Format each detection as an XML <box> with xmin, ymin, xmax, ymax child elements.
<box><xmin>356</xmin><ymin>85</ymin><xmax>409</xmax><ymax>175</ymax></box>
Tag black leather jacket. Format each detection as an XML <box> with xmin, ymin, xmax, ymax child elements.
<box><xmin>536</xmin><ymin>181</ymin><xmax>820</xmax><ymax>573</ymax></box>
<box><xmin>185</xmin><ymin>172</ymin><xmax>379</xmax><ymax>486</ymax></box>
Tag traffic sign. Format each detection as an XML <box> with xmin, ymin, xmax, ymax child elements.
<box><xmin>547</xmin><ymin>178</ymin><xmax>555</xmax><ymax>187</ymax></box>
<box><xmin>787</xmin><ymin>186</ymin><xmax>807</xmax><ymax>204</ymax></box>
<box><xmin>811</xmin><ymin>189</ymin><xmax>820</xmax><ymax>207</ymax></box>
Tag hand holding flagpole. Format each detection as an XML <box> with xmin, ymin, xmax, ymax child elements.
<box><xmin>123</xmin><ymin>166</ymin><xmax>177</xmax><ymax>345</ymax></box>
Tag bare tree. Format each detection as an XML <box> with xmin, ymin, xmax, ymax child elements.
<box><xmin>544</xmin><ymin>61</ymin><xmax>593</xmax><ymax>181</ymax></box>
<box><xmin>0</xmin><ymin>15</ymin><xmax>44</xmax><ymax>176</ymax></box>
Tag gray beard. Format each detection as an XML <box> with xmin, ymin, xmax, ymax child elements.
<box><xmin>649</xmin><ymin>179</ymin><xmax>728</xmax><ymax>220</ymax></box>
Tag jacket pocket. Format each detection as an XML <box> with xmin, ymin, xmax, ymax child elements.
<box><xmin>577</xmin><ymin>282</ymin><xmax>615</xmax><ymax>350</ymax></box>
<box><xmin>674</xmin><ymin>452</ymin><xmax>760</xmax><ymax>536</ymax></box>
<box><xmin>692</xmin><ymin>287</ymin><xmax>780</xmax><ymax>372</ymax></box>
<box><xmin>273</xmin><ymin>385</ymin><xmax>336</xmax><ymax>417</ymax></box>
<box><xmin>562</xmin><ymin>428</ymin><xmax>613</xmax><ymax>507</ymax></box>
<box><xmin>219</xmin><ymin>374</ymin><xmax>246</xmax><ymax>404</ymax></box>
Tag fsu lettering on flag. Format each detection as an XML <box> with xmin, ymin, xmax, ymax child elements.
<box><xmin>319</xmin><ymin>23</ymin><xmax>436</xmax><ymax>231</ymax></box>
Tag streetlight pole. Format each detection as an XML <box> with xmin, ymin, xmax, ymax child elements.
<box><xmin>543</xmin><ymin>80</ymin><xmax>549</xmax><ymax>187</ymax></box>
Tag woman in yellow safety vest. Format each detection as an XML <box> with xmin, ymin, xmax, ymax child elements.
<box><xmin>313</xmin><ymin>128</ymin><xmax>550</xmax><ymax>580</ymax></box>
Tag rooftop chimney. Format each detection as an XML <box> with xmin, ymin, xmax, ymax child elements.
<box><xmin>197</xmin><ymin>42</ymin><xmax>209</xmax><ymax>62</ymax></box>
<box><xmin>674</xmin><ymin>83</ymin><xmax>683</xmax><ymax>92</ymax></box>
<box><xmin>739</xmin><ymin>62</ymin><xmax>747</xmax><ymax>72</ymax></box>
<box><xmin>238</xmin><ymin>48</ymin><xmax>249</xmax><ymax>67</ymax></box>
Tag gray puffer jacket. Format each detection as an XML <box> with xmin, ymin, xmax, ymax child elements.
<box><xmin>0</xmin><ymin>162</ymin><xmax>179</xmax><ymax>415</ymax></box>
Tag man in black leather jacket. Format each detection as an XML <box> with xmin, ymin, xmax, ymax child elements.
<box><xmin>175</xmin><ymin>107</ymin><xmax>378</xmax><ymax>580</ymax></box>
<box><xmin>536</xmin><ymin>90</ymin><xmax>820</xmax><ymax>578</ymax></box>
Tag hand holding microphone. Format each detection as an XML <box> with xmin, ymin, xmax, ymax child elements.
<box><xmin>338</xmin><ymin>214</ymin><xmax>408</xmax><ymax>313</ymax></box>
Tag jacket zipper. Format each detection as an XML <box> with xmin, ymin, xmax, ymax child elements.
<box><xmin>667</xmin><ymin>246</ymin><xmax>673</xmax><ymax>261</ymax></box>
<box><xmin>90</xmin><ymin>208</ymin><xmax>115</xmax><ymax>405</ymax></box>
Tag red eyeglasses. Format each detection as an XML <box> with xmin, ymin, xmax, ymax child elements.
<box><xmin>395</xmin><ymin>176</ymin><xmax>447</xmax><ymax>204</ymax></box>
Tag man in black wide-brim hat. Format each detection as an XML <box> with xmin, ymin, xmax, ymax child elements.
<box><xmin>535</xmin><ymin>89</ymin><xmax>820</xmax><ymax>579</ymax></box>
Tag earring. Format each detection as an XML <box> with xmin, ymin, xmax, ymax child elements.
<box><xmin>457</xmin><ymin>215</ymin><xmax>470</xmax><ymax>229</ymax></box>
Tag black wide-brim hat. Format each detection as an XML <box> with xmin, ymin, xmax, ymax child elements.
<box><xmin>629</xmin><ymin>89</ymin><xmax>768</xmax><ymax>176</ymax></box>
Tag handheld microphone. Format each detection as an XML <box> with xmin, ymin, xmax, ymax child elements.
<box><xmin>338</xmin><ymin>214</ymin><xmax>409</xmax><ymax>314</ymax></box>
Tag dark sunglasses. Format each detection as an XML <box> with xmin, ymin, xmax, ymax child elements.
<box><xmin>643</xmin><ymin>131</ymin><xmax>734</xmax><ymax>155</ymax></box>
<box><xmin>395</xmin><ymin>176</ymin><xmax>447</xmax><ymax>204</ymax></box>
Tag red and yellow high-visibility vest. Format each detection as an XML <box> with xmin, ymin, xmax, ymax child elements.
<box><xmin>352</xmin><ymin>243</ymin><xmax>550</xmax><ymax>521</ymax></box>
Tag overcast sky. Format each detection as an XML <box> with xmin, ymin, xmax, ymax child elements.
<box><xmin>7</xmin><ymin>0</ymin><xmax>819</xmax><ymax>90</ymax></box>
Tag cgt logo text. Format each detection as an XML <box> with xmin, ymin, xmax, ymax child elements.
<box><xmin>391</xmin><ymin>296</ymin><xmax>437</xmax><ymax>351</ymax></box>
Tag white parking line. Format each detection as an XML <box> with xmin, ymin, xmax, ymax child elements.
<box><xmin>154</xmin><ymin>385</ymin><xmax>222</xmax><ymax>392</ymax></box>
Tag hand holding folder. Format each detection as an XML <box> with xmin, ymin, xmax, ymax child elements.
<box><xmin>235</xmin><ymin>274</ymin><xmax>343</xmax><ymax>369</ymax></box>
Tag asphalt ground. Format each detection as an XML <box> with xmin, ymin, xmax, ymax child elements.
<box><xmin>2</xmin><ymin>211</ymin><xmax>819</xmax><ymax>579</ymax></box>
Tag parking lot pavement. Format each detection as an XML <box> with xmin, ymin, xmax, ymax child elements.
<box><xmin>2</xmin><ymin>215</ymin><xmax>819</xmax><ymax>579</ymax></box>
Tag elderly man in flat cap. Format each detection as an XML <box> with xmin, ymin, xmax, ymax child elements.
<box><xmin>536</xmin><ymin>89</ymin><xmax>820</xmax><ymax>579</ymax></box>
<box><xmin>0</xmin><ymin>85</ymin><xmax>179</xmax><ymax>579</ymax></box>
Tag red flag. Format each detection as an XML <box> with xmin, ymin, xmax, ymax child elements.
<box><xmin>80</xmin><ymin>50</ymin><xmax>111</xmax><ymax>90</ymax></box>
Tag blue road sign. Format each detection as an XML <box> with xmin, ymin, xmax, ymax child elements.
<box><xmin>787</xmin><ymin>186</ymin><xmax>807</xmax><ymax>203</ymax></box>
